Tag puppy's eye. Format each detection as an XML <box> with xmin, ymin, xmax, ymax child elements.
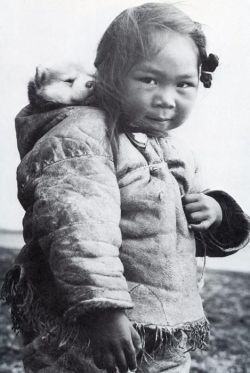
<box><xmin>64</xmin><ymin>79</ymin><xmax>74</xmax><ymax>85</ymax></box>
<box><xmin>85</xmin><ymin>81</ymin><xmax>94</xmax><ymax>89</ymax></box>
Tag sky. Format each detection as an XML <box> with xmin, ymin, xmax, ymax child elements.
<box><xmin>1</xmin><ymin>0</ymin><xmax>250</xmax><ymax>232</ymax></box>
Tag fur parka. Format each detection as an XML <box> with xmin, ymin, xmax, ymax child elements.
<box><xmin>2</xmin><ymin>105</ymin><xmax>249</xmax><ymax>370</ymax></box>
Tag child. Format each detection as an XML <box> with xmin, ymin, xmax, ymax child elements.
<box><xmin>2</xmin><ymin>3</ymin><xmax>249</xmax><ymax>373</ymax></box>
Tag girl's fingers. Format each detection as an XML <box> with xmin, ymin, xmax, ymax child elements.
<box><xmin>93</xmin><ymin>349</ymin><xmax>106</xmax><ymax>369</ymax></box>
<box><xmin>189</xmin><ymin>220</ymin><xmax>211</xmax><ymax>231</ymax></box>
<box><xmin>186</xmin><ymin>212</ymin><xmax>209</xmax><ymax>223</ymax></box>
<box><xmin>182</xmin><ymin>193</ymin><xmax>202</xmax><ymax>204</ymax></box>
<box><xmin>93</xmin><ymin>348</ymin><xmax>117</xmax><ymax>372</ymax></box>
<box><xmin>112</xmin><ymin>344</ymin><xmax>128</xmax><ymax>373</ymax></box>
<box><xmin>124</xmin><ymin>342</ymin><xmax>137</xmax><ymax>371</ymax></box>
<box><xmin>105</xmin><ymin>354</ymin><xmax>117</xmax><ymax>373</ymax></box>
<box><xmin>130</xmin><ymin>325</ymin><xmax>142</xmax><ymax>353</ymax></box>
<box><xmin>107</xmin><ymin>367</ymin><xmax>118</xmax><ymax>373</ymax></box>
<box><xmin>182</xmin><ymin>202</ymin><xmax>203</xmax><ymax>213</ymax></box>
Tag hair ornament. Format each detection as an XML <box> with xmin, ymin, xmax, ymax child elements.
<box><xmin>202</xmin><ymin>53</ymin><xmax>219</xmax><ymax>72</ymax></box>
<box><xmin>200</xmin><ymin>53</ymin><xmax>219</xmax><ymax>88</ymax></box>
<box><xmin>200</xmin><ymin>72</ymin><xmax>212</xmax><ymax>88</ymax></box>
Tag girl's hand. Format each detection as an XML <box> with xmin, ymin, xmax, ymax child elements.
<box><xmin>87</xmin><ymin>310</ymin><xmax>141</xmax><ymax>373</ymax></box>
<box><xmin>182</xmin><ymin>193</ymin><xmax>222</xmax><ymax>232</ymax></box>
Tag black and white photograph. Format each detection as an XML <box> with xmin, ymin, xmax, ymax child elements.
<box><xmin>0</xmin><ymin>1</ymin><xmax>250</xmax><ymax>372</ymax></box>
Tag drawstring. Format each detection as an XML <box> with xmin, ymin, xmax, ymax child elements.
<box><xmin>197</xmin><ymin>232</ymin><xmax>207</xmax><ymax>290</ymax></box>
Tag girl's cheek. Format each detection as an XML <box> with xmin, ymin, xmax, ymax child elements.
<box><xmin>181</xmin><ymin>93</ymin><xmax>197</xmax><ymax>108</ymax></box>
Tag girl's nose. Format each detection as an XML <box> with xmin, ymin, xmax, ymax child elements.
<box><xmin>152</xmin><ymin>88</ymin><xmax>176</xmax><ymax>109</ymax></box>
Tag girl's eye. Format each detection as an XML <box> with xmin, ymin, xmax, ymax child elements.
<box><xmin>139</xmin><ymin>77</ymin><xmax>158</xmax><ymax>85</ymax></box>
<box><xmin>177</xmin><ymin>82</ymin><xmax>194</xmax><ymax>88</ymax></box>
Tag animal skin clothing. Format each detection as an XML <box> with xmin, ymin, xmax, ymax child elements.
<box><xmin>1</xmin><ymin>105</ymin><xmax>249</xmax><ymax>372</ymax></box>
<box><xmin>22</xmin><ymin>326</ymin><xmax>191</xmax><ymax>372</ymax></box>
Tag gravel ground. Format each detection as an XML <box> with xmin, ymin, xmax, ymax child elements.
<box><xmin>1</xmin><ymin>247</ymin><xmax>250</xmax><ymax>373</ymax></box>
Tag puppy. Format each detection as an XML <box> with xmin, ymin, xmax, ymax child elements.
<box><xmin>28</xmin><ymin>64</ymin><xmax>94</xmax><ymax>110</ymax></box>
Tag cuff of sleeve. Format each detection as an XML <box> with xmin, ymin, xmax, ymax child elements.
<box><xmin>64</xmin><ymin>298</ymin><xmax>134</xmax><ymax>324</ymax></box>
<box><xmin>205</xmin><ymin>190</ymin><xmax>250</xmax><ymax>251</ymax></box>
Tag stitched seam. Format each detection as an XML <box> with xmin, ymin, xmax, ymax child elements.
<box><xmin>42</xmin><ymin>153</ymin><xmax>114</xmax><ymax>172</ymax></box>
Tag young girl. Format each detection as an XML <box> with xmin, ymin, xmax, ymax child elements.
<box><xmin>2</xmin><ymin>3</ymin><xmax>249</xmax><ymax>373</ymax></box>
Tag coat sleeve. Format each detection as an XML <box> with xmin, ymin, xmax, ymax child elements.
<box><xmin>196</xmin><ymin>190</ymin><xmax>250</xmax><ymax>257</ymax></box>
<box><xmin>189</xmin><ymin>154</ymin><xmax>250</xmax><ymax>257</ymax></box>
<box><xmin>17</xmin><ymin>107</ymin><xmax>133</xmax><ymax>323</ymax></box>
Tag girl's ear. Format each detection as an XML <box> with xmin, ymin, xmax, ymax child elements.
<box><xmin>35</xmin><ymin>65</ymin><xmax>49</xmax><ymax>88</ymax></box>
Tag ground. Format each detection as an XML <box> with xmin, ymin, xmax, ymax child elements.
<box><xmin>0</xmin><ymin>247</ymin><xmax>250</xmax><ymax>373</ymax></box>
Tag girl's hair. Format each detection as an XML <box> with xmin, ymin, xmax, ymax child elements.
<box><xmin>93</xmin><ymin>2</ymin><xmax>218</xmax><ymax>160</ymax></box>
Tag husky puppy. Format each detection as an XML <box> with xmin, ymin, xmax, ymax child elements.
<box><xmin>28</xmin><ymin>64</ymin><xmax>94</xmax><ymax>110</ymax></box>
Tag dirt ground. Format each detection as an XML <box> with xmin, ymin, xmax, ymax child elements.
<box><xmin>0</xmin><ymin>247</ymin><xmax>250</xmax><ymax>373</ymax></box>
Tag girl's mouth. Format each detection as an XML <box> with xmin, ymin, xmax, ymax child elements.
<box><xmin>146</xmin><ymin>116</ymin><xmax>171</xmax><ymax>123</ymax></box>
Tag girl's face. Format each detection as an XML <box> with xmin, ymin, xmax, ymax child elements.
<box><xmin>121</xmin><ymin>31</ymin><xmax>199</xmax><ymax>136</ymax></box>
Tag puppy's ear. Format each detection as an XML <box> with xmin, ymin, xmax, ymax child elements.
<box><xmin>35</xmin><ymin>65</ymin><xmax>49</xmax><ymax>87</ymax></box>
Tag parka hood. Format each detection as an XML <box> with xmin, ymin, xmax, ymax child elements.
<box><xmin>15</xmin><ymin>105</ymin><xmax>71</xmax><ymax>159</ymax></box>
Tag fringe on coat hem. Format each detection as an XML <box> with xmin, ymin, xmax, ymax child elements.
<box><xmin>1</xmin><ymin>265</ymin><xmax>210</xmax><ymax>360</ymax></box>
<box><xmin>133</xmin><ymin>319</ymin><xmax>209</xmax><ymax>359</ymax></box>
